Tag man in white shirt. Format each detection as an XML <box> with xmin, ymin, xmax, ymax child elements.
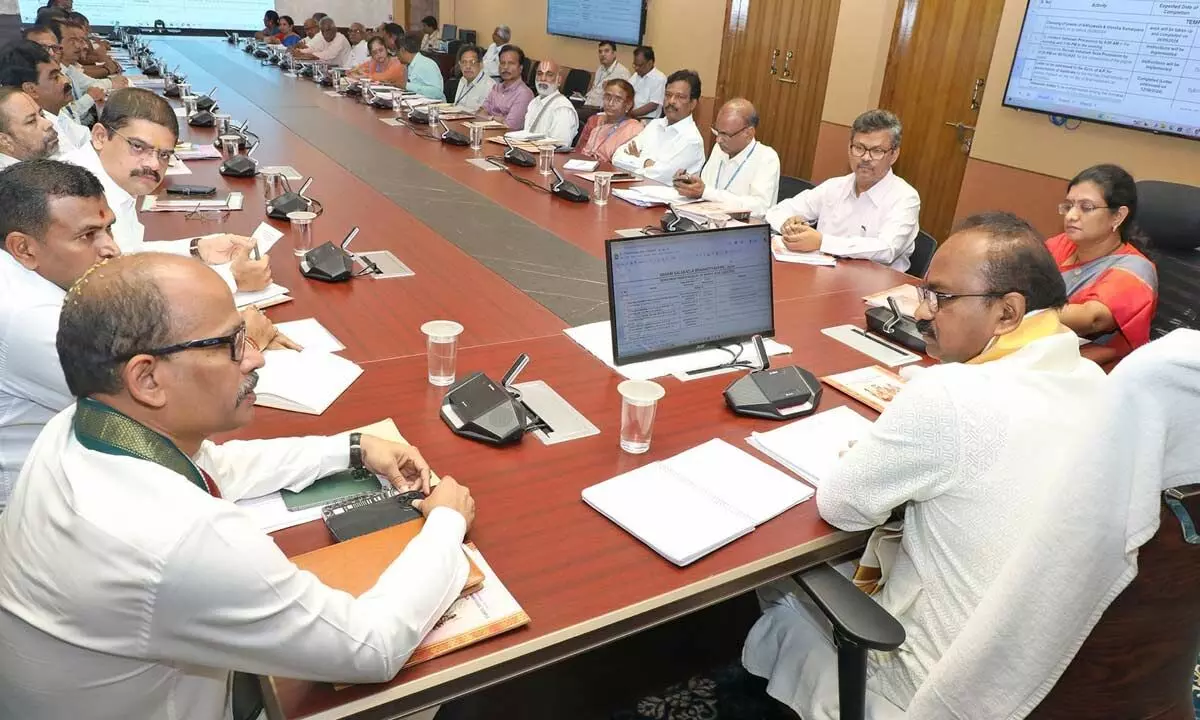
<box><xmin>766</xmin><ymin>108</ymin><xmax>921</xmax><ymax>271</ymax></box>
<box><xmin>612</xmin><ymin>69</ymin><xmax>706</xmax><ymax>185</ymax></box>
<box><xmin>345</xmin><ymin>22</ymin><xmax>369</xmax><ymax>67</ymax></box>
<box><xmin>453</xmin><ymin>45</ymin><xmax>496</xmax><ymax>113</ymax></box>
<box><xmin>419</xmin><ymin>15</ymin><xmax>439</xmax><ymax>52</ymax></box>
<box><xmin>294</xmin><ymin>17</ymin><xmax>351</xmax><ymax>67</ymax></box>
<box><xmin>0</xmin><ymin>88</ymin><xmax>59</xmax><ymax>168</ymax></box>
<box><xmin>673</xmin><ymin>98</ymin><xmax>780</xmax><ymax>217</ymax></box>
<box><xmin>0</xmin><ymin>40</ymin><xmax>91</xmax><ymax>153</ymax></box>
<box><xmin>629</xmin><ymin>45</ymin><xmax>666</xmax><ymax>119</ymax></box>
<box><xmin>0</xmin><ymin>159</ymin><xmax>294</xmax><ymax>510</ymax></box>
<box><xmin>62</xmin><ymin>88</ymin><xmax>271</xmax><ymax>294</ymax></box>
<box><xmin>293</xmin><ymin>17</ymin><xmax>322</xmax><ymax>51</ymax></box>
<box><xmin>744</xmin><ymin>213</ymin><xmax>1109</xmax><ymax>719</ymax></box>
<box><xmin>53</xmin><ymin>18</ymin><xmax>127</xmax><ymax>101</ymax></box>
<box><xmin>525</xmin><ymin>59</ymin><xmax>579</xmax><ymax>148</ymax></box>
<box><xmin>482</xmin><ymin>25</ymin><xmax>511</xmax><ymax>80</ymax></box>
<box><xmin>583</xmin><ymin>40</ymin><xmax>631</xmax><ymax>107</ymax></box>
<box><xmin>0</xmin><ymin>250</ymin><xmax>477</xmax><ymax>720</ymax></box>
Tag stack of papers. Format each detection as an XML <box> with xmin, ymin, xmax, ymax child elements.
<box><xmin>140</xmin><ymin>193</ymin><xmax>245</xmax><ymax>212</ymax></box>
<box><xmin>174</xmin><ymin>143</ymin><xmax>223</xmax><ymax>160</ymax></box>
<box><xmin>273</xmin><ymin>318</ymin><xmax>345</xmax><ymax>353</ymax></box>
<box><xmin>582</xmin><ymin>438</ymin><xmax>813</xmax><ymax>566</ymax></box>
<box><xmin>505</xmin><ymin>130</ymin><xmax>545</xmax><ymax>142</ymax></box>
<box><xmin>747</xmin><ymin>406</ymin><xmax>874</xmax><ymax>487</ymax></box>
<box><xmin>863</xmin><ymin>284</ymin><xmax>921</xmax><ymax>317</ymax></box>
<box><xmin>234</xmin><ymin>282</ymin><xmax>291</xmax><ymax>310</ymax></box>
<box><xmin>563</xmin><ymin>159</ymin><xmax>599</xmax><ymax>172</ymax></box>
<box><xmin>771</xmin><ymin>236</ymin><xmax>836</xmax><ymax>266</ymax></box>
<box><xmin>165</xmin><ymin>157</ymin><xmax>191</xmax><ymax>176</ymax></box>
<box><xmin>254</xmin><ymin>348</ymin><xmax>363</xmax><ymax>415</ymax></box>
<box><xmin>611</xmin><ymin>185</ymin><xmax>693</xmax><ymax>207</ymax></box>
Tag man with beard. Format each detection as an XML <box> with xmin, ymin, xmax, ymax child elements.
<box><xmin>0</xmin><ymin>160</ymin><xmax>294</xmax><ymax>511</ymax></box>
<box><xmin>61</xmin><ymin>88</ymin><xmax>273</xmax><ymax>293</ymax></box>
<box><xmin>611</xmin><ymin>69</ymin><xmax>706</xmax><ymax>185</ymax></box>
<box><xmin>522</xmin><ymin>59</ymin><xmax>578</xmax><ymax>148</ymax></box>
<box><xmin>0</xmin><ymin>37</ymin><xmax>92</xmax><ymax>151</ymax></box>
<box><xmin>766</xmin><ymin>109</ymin><xmax>920</xmax><ymax>271</ymax></box>
<box><xmin>743</xmin><ymin>213</ymin><xmax>1109</xmax><ymax>719</ymax></box>
<box><xmin>0</xmin><ymin>87</ymin><xmax>59</xmax><ymax>167</ymax></box>
<box><xmin>0</xmin><ymin>250</ymin><xmax>477</xmax><ymax>720</ymax></box>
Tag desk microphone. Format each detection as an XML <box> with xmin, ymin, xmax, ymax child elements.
<box><xmin>401</xmin><ymin>98</ymin><xmax>430</xmax><ymax>124</ymax></box>
<box><xmin>438</xmin><ymin>120</ymin><xmax>470</xmax><ymax>146</ymax></box>
<box><xmin>219</xmin><ymin>140</ymin><xmax>259</xmax><ymax>177</ymax></box>
<box><xmin>301</xmin><ymin>226</ymin><xmax>358</xmax><ymax>283</ymax></box>
<box><xmin>188</xmin><ymin>109</ymin><xmax>216</xmax><ymax>127</ymax></box>
<box><xmin>660</xmin><ymin>204</ymin><xmax>703</xmax><ymax>233</ymax></box>
<box><xmin>501</xmin><ymin>136</ymin><xmax>536</xmax><ymax>167</ymax></box>
<box><xmin>195</xmin><ymin>87</ymin><xmax>218</xmax><ymax>112</ymax></box>
<box><xmin>549</xmin><ymin>165</ymin><xmax>589</xmax><ymax>203</ymax></box>
<box><xmin>231</xmin><ymin>120</ymin><xmax>259</xmax><ymax>150</ymax></box>
<box><xmin>267</xmin><ymin>176</ymin><xmax>315</xmax><ymax>219</ymax></box>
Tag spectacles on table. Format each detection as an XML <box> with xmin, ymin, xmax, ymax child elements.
<box><xmin>106</xmin><ymin>125</ymin><xmax>176</xmax><ymax>165</ymax></box>
<box><xmin>917</xmin><ymin>285</ymin><xmax>1012</xmax><ymax>314</ymax></box>
<box><xmin>114</xmin><ymin>323</ymin><xmax>248</xmax><ymax>363</ymax></box>
<box><xmin>1056</xmin><ymin>200</ymin><xmax>1110</xmax><ymax>215</ymax></box>
<box><xmin>185</xmin><ymin>204</ymin><xmax>232</xmax><ymax>222</ymax></box>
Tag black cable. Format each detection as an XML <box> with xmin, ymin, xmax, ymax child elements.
<box><xmin>396</xmin><ymin>117</ymin><xmax>442</xmax><ymax>142</ymax></box>
<box><xmin>484</xmin><ymin>157</ymin><xmax>552</xmax><ymax>195</ymax></box>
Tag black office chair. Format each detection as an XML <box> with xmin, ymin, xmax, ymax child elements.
<box><xmin>1135</xmin><ymin>180</ymin><xmax>1200</xmax><ymax>338</ymax></box>
<box><xmin>444</xmin><ymin>76</ymin><xmax>460</xmax><ymax>104</ymax></box>
<box><xmin>906</xmin><ymin>230</ymin><xmax>937</xmax><ymax>279</ymax></box>
<box><xmin>562</xmin><ymin>68</ymin><xmax>591</xmax><ymax>98</ymax></box>
<box><xmin>522</xmin><ymin>57</ymin><xmax>537</xmax><ymax>88</ymax></box>
<box><xmin>777</xmin><ymin>175</ymin><xmax>815</xmax><ymax>203</ymax></box>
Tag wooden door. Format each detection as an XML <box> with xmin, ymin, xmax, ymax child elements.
<box><xmin>717</xmin><ymin>0</ymin><xmax>841</xmax><ymax>179</ymax></box>
<box><xmin>879</xmin><ymin>0</ymin><xmax>1006</xmax><ymax>239</ymax></box>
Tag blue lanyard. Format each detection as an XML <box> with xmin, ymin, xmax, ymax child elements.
<box><xmin>714</xmin><ymin>141</ymin><xmax>757</xmax><ymax>191</ymax></box>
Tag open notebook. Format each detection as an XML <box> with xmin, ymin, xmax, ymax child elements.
<box><xmin>747</xmin><ymin>406</ymin><xmax>874</xmax><ymax>487</ymax></box>
<box><xmin>581</xmin><ymin>439</ymin><xmax>813</xmax><ymax>566</ymax></box>
<box><xmin>254</xmin><ymin>349</ymin><xmax>363</xmax><ymax>415</ymax></box>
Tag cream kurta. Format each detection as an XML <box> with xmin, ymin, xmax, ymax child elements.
<box><xmin>0</xmin><ymin>405</ymin><xmax>469</xmax><ymax>720</ymax></box>
<box><xmin>744</xmin><ymin>330</ymin><xmax>1108</xmax><ymax>718</ymax></box>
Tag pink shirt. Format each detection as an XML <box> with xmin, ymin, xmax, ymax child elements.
<box><xmin>482</xmin><ymin>79</ymin><xmax>534</xmax><ymax>130</ymax></box>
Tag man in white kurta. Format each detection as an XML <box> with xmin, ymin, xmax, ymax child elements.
<box><xmin>766</xmin><ymin>109</ymin><xmax>920</xmax><ymax>272</ymax></box>
<box><xmin>298</xmin><ymin>18</ymin><xmax>351</xmax><ymax>67</ymax></box>
<box><xmin>612</xmin><ymin>70</ymin><xmax>705</xmax><ymax>185</ymax></box>
<box><xmin>0</xmin><ymin>252</ymin><xmax>477</xmax><ymax>720</ymax></box>
<box><xmin>673</xmin><ymin>98</ymin><xmax>780</xmax><ymax>217</ymax></box>
<box><xmin>525</xmin><ymin>60</ymin><xmax>579</xmax><ymax>148</ymax></box>
<box><xmin>345</xmin><ymin>23</ymin><xmax>369</xmax><ymax>67</ymax></box>
<box><xmin>743</xmin><ymin>213</ymin><xmax>1109</xmax><ymax>719</ymax></box>
<box><xmin>482</xmin><ymin>25</ymin><xmax>511</xmax><ymax>80</ymax></box>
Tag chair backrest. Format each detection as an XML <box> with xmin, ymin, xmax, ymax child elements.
<box><xmin>906</xmin><ymin>230</ymin><xmax>937</xmax><ymax>279</ymax></box>
<box><xmin>1136</xmin><ymin>180</ymin><xmax>1200</xmax><ymax>251</ymax></box>
<box><xmin>777</xmin><ymin>175</ymin><xmax>815</xmax><ymax>203</ymax></box>
<box><xmin>443</xmin><ymin>76</ymin><xmax>459</xmax><ymax>104</ymax></box>
<box><xmin>1026</xmin><ymin>493</ymin><xmax>1200</xmax><ymax>719</ymax></box>
<box><xmin>522</xmin><ymin>57</ymin><xmax>537</xmax><ymax>88</ymax></box>
<box><xmin>1143</xmin><ymin>246</ymin><xmax>1200</xmax><ymax>338</ymax></box>
<box><xmin>563</xmin><ymin>68</ymin><xmax>592</xmax><ymax>97</ymax></box>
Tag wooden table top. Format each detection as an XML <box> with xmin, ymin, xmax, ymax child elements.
<box><xmin>142</xmin><ymin>39</ymin><xmax>922</xmax><ymax>720</ymax></box>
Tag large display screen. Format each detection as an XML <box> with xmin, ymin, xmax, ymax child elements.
<box><xmin>547</xmin><ymin>0</ymin><xmax>646</xmax><ymax>46</ymax></box>
<box><xmin>1003</xmin><ymin>0</ymin><xmax>1200</xmax><ymax>141</ymax></box>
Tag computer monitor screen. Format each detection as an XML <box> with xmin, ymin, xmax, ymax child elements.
<box><xmin>441</xmin><ymin>24</ymin><xmax>458</xmax><ymax>41</ymax></box>
<box><xmin>606</xmin><ymin>225</ymin><xmax>774</xmax><ymax>366</ymax></box>
<box><xmin>459</xmin><ymin>29</ymin><xmax>477</xmax><ymax>44</ymax></box>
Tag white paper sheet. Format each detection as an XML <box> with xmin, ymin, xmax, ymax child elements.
<box><xmin>771</xmin><ymin>237</ymin><xmax>836</xmax><ymax>266</ymax></box>
<box><xmin>274</xmin><ymin>318</ymin><xmax>345</xmax><ymax>353</ymax></box>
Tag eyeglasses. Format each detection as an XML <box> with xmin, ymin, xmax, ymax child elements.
<box><xmin>1056</xmin><ymin>200</ymin><xmax>1110</xmax><ymax>215</ymax></box>
<box><xmin>115</xmin><ymin>323</ymin><xmax>247</xmax><ymax>363</ymax></box>
<box><xmin>917</xmin><ymin>285</ymin><xmax>1011</xmax><ymax>314</ymax></box>
<box><xmin>106</xmin><ymin>125</ymin><xmax>175</xmax><ymax>165</ymax></box>
<box><xmin>710</xmin><ymin>125</ymin><xmax>750</xmax><ymax>140</ymax></box>
<box><xmin>185</xmin><ymin>205</ymin><xmax>232</xmax><ymax>222</ymax></box>
<box><xmin>850</xmin><ymin>143</ymin><xmax>894</xmax><ymax>160</ymax></box>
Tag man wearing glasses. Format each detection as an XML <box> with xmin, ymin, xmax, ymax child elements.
<box><xmin>672</xmin><ymin>98</ymin><xmax>780</xmax><ymax>217</ymax></box>
<box><xmin>0</xmin><ymin>251</ymin><xmax>477</xmax><ymax>720</ymax></box>
<box><xmin>745</xmin><ymin>212</ymin><xmax>1108</xmax><ymax>718</ymax></box>
<box><xmin>452</xmin><ymin>45</ymin><xmax>495</xmax><ymax>114</ymax></box>
<box><xmin>766</xmin><ymin>108</ymin><xmax>921</xmax><ymax>271</ymax></box>
<box><xmin>62</xmin><ymin>88</ymin><xmax>272</xmax><ymax>293</ymax></box>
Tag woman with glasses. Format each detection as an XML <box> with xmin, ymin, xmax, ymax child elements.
<box><xmin>1047</xmin><ymin>164</ymin><xmax>1158</xmax><ymax>361</ymax></box>
<box><xmin>347</xmin><ymin>36</ymin><xmax>406</xmax><ymax>87</ymax></box>
<box><xmin>575</xmin><ymin>78</ymin><xmax>641</xmax><ymax>162</ymax></box>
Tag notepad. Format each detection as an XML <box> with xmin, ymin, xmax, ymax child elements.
<box><xmin>772</xmin><ymin>236</ymin><xmax>837</xmax><ymax>266</ymax></box>
<box><xmin>254</xmin><ymin>349</ymin><xmax>363</xmax><ymax>415</ymax></box>
<box><xmin>582</xmin><ymin>438</ymin><xmax>813</xmax><ymax>566</ymax></box>
<box><xmin>746</xmin><ymin>406</ymin><xmax>874</xmax><ymax>487</ymax></box>
<box><xmin>274</xmin><ymin>318</ymin><xmax>345</xmax><ymax>353</ymax></box>
<box><xmin>234</xmin><ymin>282</ymin><xmax>290</xmax><ymax>310</ymax></box>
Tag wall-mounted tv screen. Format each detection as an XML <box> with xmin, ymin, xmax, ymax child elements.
<box><xmin>547</xmin><ymin>0</ymin><xmax>647</xmax><ymax>46</ymax></box>
<box><xmin>1002</xmin><ymin>0</ymin><xmax>1200</xmax><ymax>141</ymax></box>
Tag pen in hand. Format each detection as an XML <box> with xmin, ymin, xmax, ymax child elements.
<box><xmin>251</xmin><ymin>242</ymin><xmax>261</xmax><ymax>261</ymax></box>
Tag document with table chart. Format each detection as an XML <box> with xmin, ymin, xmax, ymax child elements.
<box><xmin>610</xmin><ymin>228</ymin><xmax>773</xmax><ymax>361</ymax></box>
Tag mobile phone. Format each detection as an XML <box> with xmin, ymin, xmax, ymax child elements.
<box><xmin>166</xmin><ymin>184</ymin><xmax>216</xmax><ymax>196</ymax></box>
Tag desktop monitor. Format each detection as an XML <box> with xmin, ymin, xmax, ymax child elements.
<box><xmin>441</xmin><ymin>24</ymin><xmax>458</xmax><ymax>41</ymax></box>
<box><xmin>605</xmin><ymin>225</ymin><xmax>774</xmax><ymax>365</ymax></box>
<box><xmin>458</xmin><ymin>28</ymin><xmax>477</xmax><ymax>44</ymax></box>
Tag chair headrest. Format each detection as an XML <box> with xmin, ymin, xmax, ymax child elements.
<box><xmin>1136</xmin><ymin>180</ymin><xmax>1200</xmax><ymax>250</ymax></box>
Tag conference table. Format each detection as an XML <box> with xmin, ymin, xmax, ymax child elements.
<box><xmin>138</xmin><ymin>38</ymin><xmax>922</xmax><ymax>720</ymax></box>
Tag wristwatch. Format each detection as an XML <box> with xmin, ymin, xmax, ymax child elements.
<box><xmin>349</xmin><ymin>432</ymin><xmax>364</xmax><ymax>469</ymax></box>
<box><xmin>189</xmin><ymin>237</ymin><xmax>202</xmax><ymax>258</ymax></box>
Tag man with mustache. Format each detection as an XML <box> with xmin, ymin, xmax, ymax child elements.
<box><xmin>743</xmin><ymin>213</ymin><xmax>1109</xmax><ymax>719</ymax></box>
<box><xmin>62</xmin><ymin>88</ymin><xmax>273</xmax><ymax>293</ymax></box>
<box><xmin>611</xmin><ymin>69</ymin><xmax>705</xmax><ymax>185</ymax></box>
<box><xmin>478</xmin><ymin>44</ymin><xmax>534</xmax><ymax>129</ymax></box>
<box><xmin>672</xmin><ymin>98</ymin><xmax>780</xmax><ymax>217</ymax></box>
<box><xmin>522</xmin><ymin>59</ymin><xmax>579</xmax><ymax>148</ymax></box>
<box><xmin>0</xmin><ymin>87</ymin><xmax>59</xmax><ymax>167</ymax></box>
<box><xmin>0</xmin><ymin>250</ymin><xmax>477</xmax><ymax>720</ymax></box>
<box><xmin>4</xmin><ymin>35</ymin><xmax>93</xmax><ymax>150</ymax></box>
<box><xmin>0</xmin><ymin>160</ymin><xmax>292</xmax><ymax>511</ymax></box>
<box><xmin>766</xmin><ymin>109</ymin><xmax>921</xmax><ymax>271</ymax></box>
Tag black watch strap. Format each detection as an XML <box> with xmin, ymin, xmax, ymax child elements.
<box><xmin>349</xmin><ymin>432</ymin><xmax>364</xmax><ymax>469</ymax></box>
<box><xmin>189</xmin><ymin>237</ymin><xmax>202</xmax><ymax>258</ymax></box>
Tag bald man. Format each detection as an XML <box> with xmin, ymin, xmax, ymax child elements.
<box><xmin>523</xmin><ymin>59</ymin><xmax>579</xmax><ymax>148</ymax></box>
<box><xmin>673</xmin><ymin>98</ymin><xmax>780</xmax><ymax>216</ymax></box>
<box><xmin>291</xmin><ymin>18</ymin><xmax>324</xmax><ymax>55</ymax></box>
<box><xmin>293</xmin><ymin>17</ymin><xmax>351</xmax><ymax>66</ymax></box>
<box><xmin>345</xmin><ymin>22</ymin><xmax>369</xmax><ymax>67</ymax></box>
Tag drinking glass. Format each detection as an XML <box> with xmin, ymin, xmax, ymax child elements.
<box><xmin>617</xmin><ymin>380</ymin><xmax>665</xmax><ymax>454</ymax></box>
<box><xmin>469</xmin><ymin>124</ymin><xmax>484</xmax><ymax>150</ymax></box>
<box><xmin>218</xmin><ymin>134</ymin><xmax>241</xmax><ymax>156</ymax></box>
<box><xmin>286</xmin><ymin>210</ymin><xmax>317</xmax><ymax>256</ymax></box>
<box><xmin>592</xmin><ymin>171</ymin><xmax>613</xmax><ymax>205</ymax></box>
<box><xmin>421</xmin><ymin>320</ymin><xmax>465</xmax><ymax>387</ymax></box>
<box><xmin>537</xmin><ymin>145</ymin><xmax>555</xmax><ymax>176</ymax></box>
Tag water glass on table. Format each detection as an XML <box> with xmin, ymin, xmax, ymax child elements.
<box><xmin>592</xmin><ymin>172</ymin><xmax>613</xmax><ymax>205</ymax></box>
<box><xmin>421</xmin><ymin>321</ymin><xmax>465</xmax><ymax>387</ymax></box>
<box><xmin>537</xmin><ymin>145</ymin><xmax>555</xmax><ymax>176</ymax></box>
<box><xmin>617</xmin><ymin>380</ymin><xmax>666</xmax><ymax>454</ymax></box>
<box><xmin>469</xmin><ymin>124</ymin><xmax>484</xmax><ymax>150</ymax></box>
<box><xmin>286</xmin><ymin>210</ymin><xmax>317</xmax><ymax>256</ymax></box>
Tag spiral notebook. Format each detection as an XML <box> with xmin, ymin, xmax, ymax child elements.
<box><xmin>581</xmin><ymin>439</ymin><xmax>813</xmax><ymax>566</ymax></box>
